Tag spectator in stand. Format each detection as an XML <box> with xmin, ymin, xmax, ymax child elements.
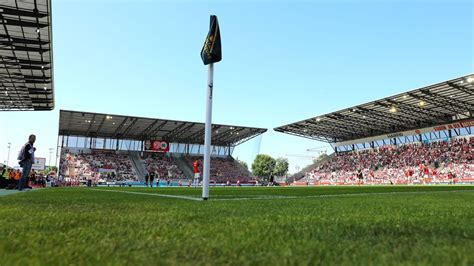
<box><xmin>301</xmin><ymin>137</ymin><xmax>473</xmax><ymax>185</ymax></box>
<box><xmin>185</xmin><ymin>156</ymin><xmax>253</xmax><ymax>184</ymax></box>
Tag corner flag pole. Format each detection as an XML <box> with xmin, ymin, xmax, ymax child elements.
<box><xmin>200</xmin><ymin>15</ymin><xmax>221</xmax><ymax>200</ymax></box>
<box><xmin>202</xmin><ymin>63</ymin><xmax>214</xmax><ymax>200</ymax></box>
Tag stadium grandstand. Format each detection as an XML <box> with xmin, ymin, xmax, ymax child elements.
<box><xmin>275</xmin><ymin>74</ymin><xmax>474</xmax><ymax>185</ymax></box>
<box><xmin>57</xmin><ymin>110</ymin><xmax>266</xmax><ymax>186</ymax></box>
<box><xmin>0</xmin><ymin>0</ymin><xmax>54</xmax><ymax>111</ymax></box>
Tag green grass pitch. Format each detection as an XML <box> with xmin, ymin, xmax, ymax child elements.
<box><xmin>1</xmin><ymin>186</ymin><xmax>473</xmax><ymax>265</ymax></box>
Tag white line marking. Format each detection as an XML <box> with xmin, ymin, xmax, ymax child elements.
<box><xmin>211</xmin><ymin>190</ymin><xmax>474</xmax><ymax>201</ymax></box>
<box><xmin>92</xmin><ymin>189</ymin><xmax>474</xmax><ymax>202</ymax></box>
<box><xmin>92</xmin><ymin>189</ymin><xmax>202</xmax><ymax>201</ymax></box>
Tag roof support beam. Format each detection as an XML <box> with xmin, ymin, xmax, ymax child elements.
<box><xmin>420</xmin><ymin>90</ymin><xmax>473</xmax><ymax>114</ymax></box>
<box><xmin>147</xmin><ymin>121</ymin><xmax>169</xmax><ymax>139</ymax></box>
<box><xmin>118</xmin><ymin>117</ymin><xmax>140</xmax><ymax>138</ymax></box>
<box><xmin>385</xmin><ymin>99</ymin><xmax>448</xmax><ymax>124</ymax></box>
<box><xmin>446</xmin><ymin>82</ymin><xmax>473</xmax><ymax>96</ymax></box>
<box><xmin>84</xmin><ymin>114</ymin><xmax>97</xmax><ymax>137</ymax></box>
<box><xmin>326</xmin><ymin>113</ymin><xmax>389</xmax><ymax>133</ymax></box>
<box><xmin>166</xmin><ymin>123</ymin><xmax>196</xmax><ymax>140</ymax></box>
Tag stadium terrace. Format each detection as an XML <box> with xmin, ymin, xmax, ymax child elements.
<box><xmin>57</xmin><ymin>110</ymin><xmax>267</xmax><ymax>186</ymax></box>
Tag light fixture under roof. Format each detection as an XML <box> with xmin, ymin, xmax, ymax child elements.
<box><xmin>389</xmin><ymin>107</ymin><xmax>397</xmax><ymax>113</ymax></box>
<box><xmin>467</xmin><ymin>76</ymin><xmax>474</xmax><ymax>83</ymax></box>
<box><xmin>419</xmin><ymin>101</ymin><xmax>425</xmax><ymax>107</ymax></box>
<box><xmin>36</xmin><ymin>28</ymin><xmax>40</xmax><ymax>33</ymax></box>
<box><xmin>403</xmin><ymin>95</ymin><xmax>408</xmax><ymax>99</ymax></box>
<box><xmin>316</xmin><ymin>117</ymin><xmax>321</xmax><ymax>122</ymax></box>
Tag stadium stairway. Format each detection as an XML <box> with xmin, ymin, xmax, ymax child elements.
<box><xmin>172</xmin><ymin>155</ymin><xmax>194</xmax><ymax>180</ymax></box>
<box><xmin>129</xmin><ymin>152</ymin><xmax>147</xmax><ymax>182</ymax></box>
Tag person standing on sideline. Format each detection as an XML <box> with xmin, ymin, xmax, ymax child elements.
<box><xmin>145</xmin><ymin>173</ymin><xmax>150</xmax><ymax>187</ymax></box>
<box><xmin>17</xmin><ymin>134</ymin><xmax>36</xmax><ymax>191</ymax></box>
<box><xmin>193</xmin><ymin>160</ymin><xmax>200</xmax><ymax>188</ymax></box>
<box><xmin>149</xmin><ymin>172</ymin><xmax>155</xmax><ymax>188</ymax></box>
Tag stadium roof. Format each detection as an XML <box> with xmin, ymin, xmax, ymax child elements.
<box><xmin>0</xmin><ymin>0</ymin><xmax>54</xmax><ymax>111</ymax></box>
<box><xmin>59</xmin><ymin>110</ymin><xmax>267</xmax><ymax>146</ymax></box>
<box><xmin>274</xmin><ymin>74</ymin><xmax>474</xmax><ymax>143</ymax></box>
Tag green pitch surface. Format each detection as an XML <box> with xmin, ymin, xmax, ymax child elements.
<box><xmin>1</xmin><ymin>186</ymin><xmax>473</xmax><ymax>265</ymax></box>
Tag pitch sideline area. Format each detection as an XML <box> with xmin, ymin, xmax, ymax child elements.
<box><xmin>92</xmin><ymin>185</ymin><xmax>474</xmax><ymax>201</ymax></box>
<box><xmin>1</xmin><ymin>186</ymin><xmax>473</xmax><ymax>265</ymax></box>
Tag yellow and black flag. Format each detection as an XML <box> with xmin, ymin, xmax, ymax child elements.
<box><xmin>201</xmin><ymin>15</ymin><xmax>222</xmax><ymax>65</ymax></box>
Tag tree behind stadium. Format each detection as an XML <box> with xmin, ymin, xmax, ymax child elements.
<box><xmin>273</xmin><ymin>158</ymin><xmax>289</xmax><ymax>177</ymax></box>
<box><xmin>252</xmin><ymin>154</ymin><xmax>276</xmax><ymax>177</ymax></box>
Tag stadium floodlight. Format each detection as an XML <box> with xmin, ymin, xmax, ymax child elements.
<box><xmin>467</xmin><ymin>76</ymin><xmax>474</xmax><ymax>83</ymax></box>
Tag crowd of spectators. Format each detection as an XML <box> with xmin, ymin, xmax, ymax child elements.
<box><xmin>1</xmin><ymin>166</ymin><xmax>56</xmax><ymax>189</ymax></box>
<box><xmin>142</xmin><ymin>153</ymin><xmax>185</xmax><ymax>179</ymax></box>
<box><xmin>60</xmin><ymin>151</ymin><xmax>138</xmax><ymax>183</ymax></box>
<box><xmin>185</xmin><ymin>156</ymin><xmax>252</xmax><ymax>183</ymax></box>
<box><xmin>302</xmin><ymin>137</ymin><xmax>473</xmax><ymax>185</ymax></box>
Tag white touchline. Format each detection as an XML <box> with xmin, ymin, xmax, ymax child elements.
<box><xmin>91</xmin><ymin>189</ymin><xmax>473</xmax><ymax>202</ymax></box>
<box><xmin>211</xmin><ymin>190</ymin><xmax>474</xmax><ymax>201</ymax></box>
<box><xmin>92</xmin><ymin>189</ymin><xmax>202</xmax><ymax>201</ymax></box>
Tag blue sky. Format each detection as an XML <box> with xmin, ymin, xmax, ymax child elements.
<box><xmin>0</xmin><ymin>0</ymin><xmax>472</xmax><ymax>172</ymax></box>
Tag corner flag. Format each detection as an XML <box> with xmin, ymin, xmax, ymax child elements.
<box><xmin>201</xmin><ymin>15</ymin><xmax>222</xmax><ymax>65</ymax></box>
